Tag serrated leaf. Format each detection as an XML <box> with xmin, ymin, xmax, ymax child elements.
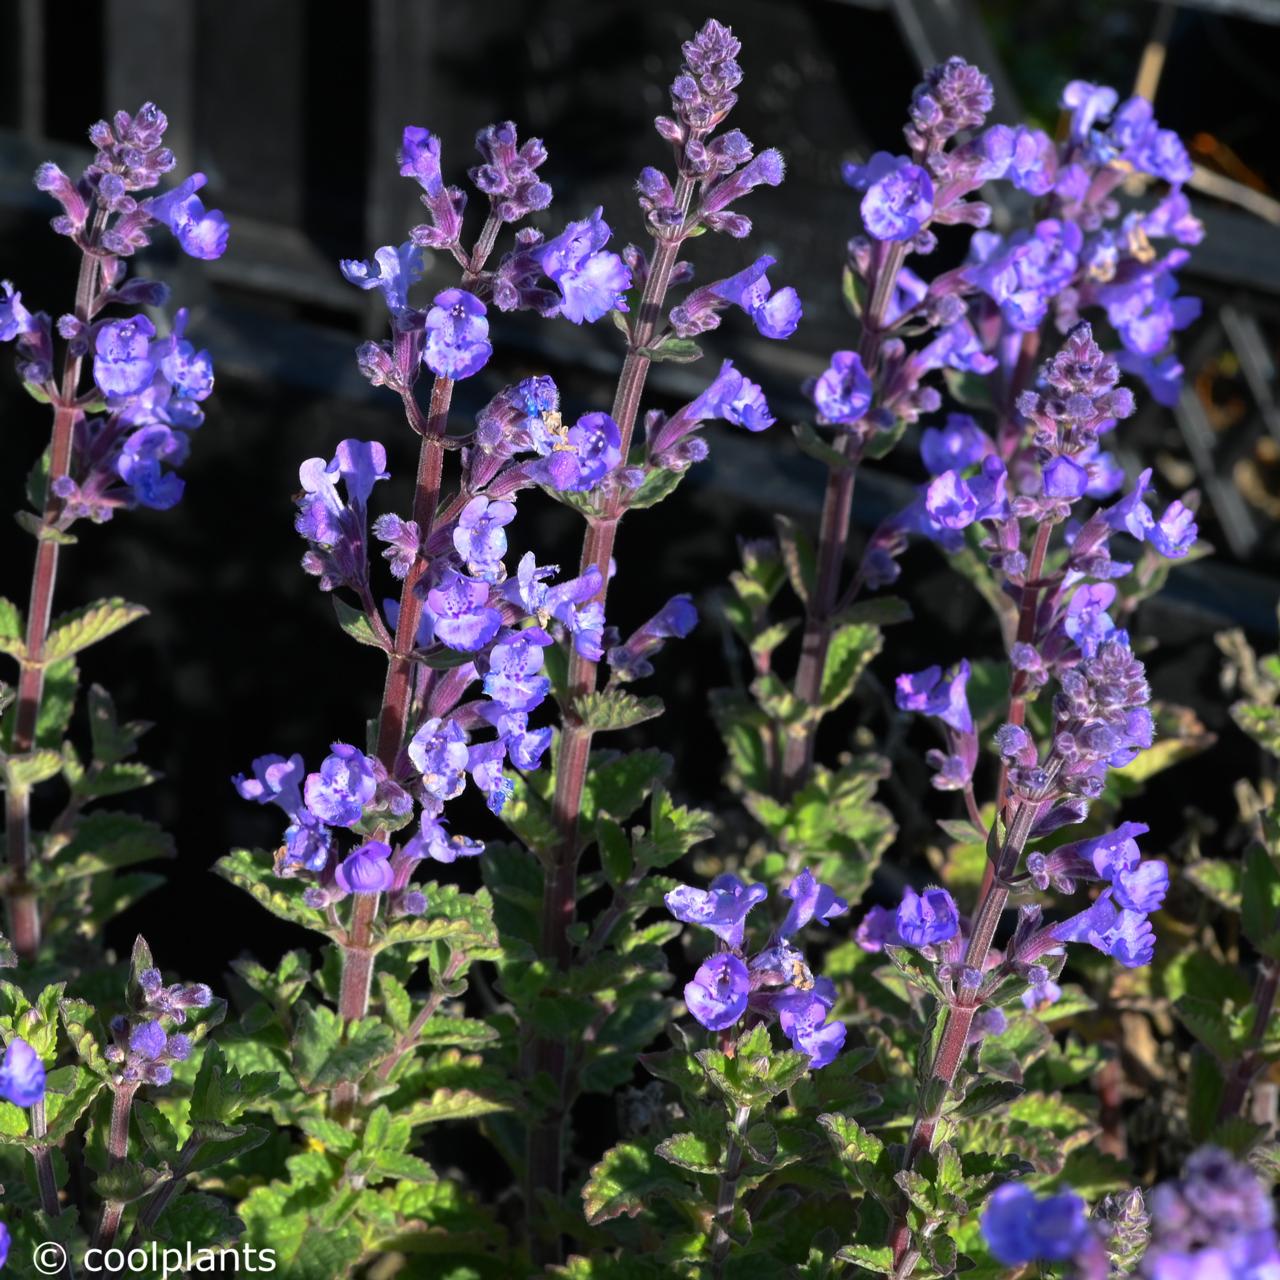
<box><xmin>332</xmin><ymin>596</ymin><xmax>388</xmax><ymax>649</ymax></box>
<box><xmin>214</xmin><ymin>849</ymin><xmax>328</xmax><ymax>932</ymax></box>
<box><xmin>292</xmin><ymin>1005</ymin><xmax>395</xmax><ymax>1090</ymax></box>
<box><xmin>574</xmin><ymin>690</ymin><xmax>664</xmax><ymax>733</ymax></box>
<box><xmin>44</xmin><ymin>598</ymin><xmax>147</xmax><ymax>662</ymax></box>
<box><xmin>655</xmin><ymin>1130</ymin><xmax>720</xmax><ymax>1173</ymax></box>
<box><xmin>580</xmin><ymin>748</ymin><xmax>670</xmax><ymax>827</ymax></box>
<box><xmin>582</xmin><ymin>1142</ymin><xmax>689</xmax><ymax>1225</ymax></box>
<box><xmin>820</xmin><ymin>622</ymin><xmax>882</xmax><ymax>710</ymax></box>
<box><xmin>3</xmin><ymin>749</ymin><xmax>62</xmax><ymax>789</ymax></box>
<box><xmin>1184</xmin><ymin>859</ymin><xmax>1242</xmax><ymax>912</ymax></box>
<box><xmin>628</xmin><ymin>466</ymin><xmax>686</xmax><ymax>511</ymax></box>
<box><xmin>0</xmin><ymin>598</ymin><xmax>24</xmax><ymax>658</ymax></box>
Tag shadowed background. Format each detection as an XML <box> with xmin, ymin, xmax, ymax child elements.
<box><xmin>1</xmin><ymin>0</ymin><xmax>1279</xmax><ymax>987</ymax></box>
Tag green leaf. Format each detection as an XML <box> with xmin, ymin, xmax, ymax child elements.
<box><xmin>580</xmin><ymin>748</ymin><xmax>671</xmax><ymax>827</ymax></box>
<box><xmin>214</xmin><ymin>849</ymin><xmax>329</xmax><ymax>933</ymax></box>
<box><xmin>1233</xmin><ymin>702</ymin><xmax>1280</xmax><ymax>757</ymax></box>
<box><xmin>634</xmin><ymin>787</ymin><xmax>714</xmax><ymax>869</ymax></box>
<box><xmin>836</xmin><ymin>597</ymin><xmax>912</xmax><ymax>627</ymax></box>
<box><xmin>574</xmin><ymin>690</ymin><xmax>664</xmax><ymax>732</ymax></box>
<box><xmin>44</xmin><ymin>599</ymin><xmax>147</xmax><ymax>662</ymax></box>
<box><xmin>655</xmin><ymin>1130</ymin><xmax>721</xmax><ymax>1174</ymax></box>
<box><xmin>86</xmin><ymin>683</ymin><xmax>150</xmax><ymax>765</ymax></box>
<box><xmin>1242</xmin><ymin>841</ymin><xmax>1280</xmax><ymax>951</ymax></box>
<box><xmin>1174</xmin><ymin>995</ymin><xmax>1241</xmax><ymax>1059</ymax></box>
<box><xmin>951</xmin><ymin>1079</ymin><xmax>1025</xmax><ymax>1119</ymax></box>
<box><xmin>597</xmin><ymin>818</ymin><xmax>633</xmax><ymax>889</ymax></box>
<box><xmin>793</xmin><ymin>421</ymin><xmax>855</xmax><ymax>472</ymax></box>
<box><xmin>332</xmin><ymin>596</ymin><xmax>388</xmax><ymax>649</ymax></box>
<box><xmin>0</xmin><ymin>599</ymin><xmax>24</xmax><ymax>658</ymax></box>
<box><xmin>775</xmin><ymin>515</ymin><xmax>816</xmax><ymax>607</ymax></box>
<box><xmin>628</xmin><ymin>467</ymin><xmax>686</xmax><ymax>511</ymax></box>
<box><xmin>45</xmin><ymin>811</ymin><xmax>173</xmax><ymax>881</ymax></box>
<box><xmin>819</xmin><ymin>622</ymin><xmax>882</xmax><ymax>710</ymax></box>
<box><xmin>836</xmin><ymin>1244</ymin><xmax>896</xmax><ymax>1274</ymax></box>
<box><xmin>582</xmin><ymin>1142</ymin><xmax>689</xmax><ymax>1225</ymax></box>
<box><xmin>33</xmin><ymin>658</ymin><xmax>77</xmax><ymax>750</ymax></box>
<box><xmin>3</xmin><ymin>749</ymin><xmax>62</xmax><ymax>789</ymax></box>
<box><xmin>292</xmin><ymin>1004</ymin><xmax>395</xmax><ymax>1090</ymax></box>
<box><xmin>1184</xmin><ymin>859</ymin><xmax>1242</xmax><ymax>912</ymax></box>
<box><xmin>639</xmin><ymin>336</ymin><xmax>703</xmax><ymax>363</ymax></box>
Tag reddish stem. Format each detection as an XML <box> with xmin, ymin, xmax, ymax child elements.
<box><xmin>528</xmin><ymin>174</ymin><xmax>697</xmax><ymax>1258</ymax></box>
<box><xmin>1218</xmin><ymin>959</ymin><xmax>1280</xmax><ymax>1121</ymax></box>
<box><xmin>93</xmin><ymin>1083</ymin><xmax>138</xmax><ymax>1255</ymax></box>
<box><xmin>332</xmin><ymin>216</ymin><xmax>501</xmax><ymax>1123</ymax></box>
<box><xmin>7</xmin><ymin>213</ymin><xmax>107</xmax><ymax>958</ymax></box>
<box><xmin>780</xmin><ymin>241</ymin><xmax>907</xmax><ymax>790</ymax></box>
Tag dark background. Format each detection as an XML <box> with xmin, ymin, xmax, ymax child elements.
<box><xmin>2</xmin><ymin>0</ymin><xmax>1279</xmax><ymax>987</ymax></box>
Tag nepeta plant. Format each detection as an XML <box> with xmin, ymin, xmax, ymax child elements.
<box><xmin>2</xmin><ymin>18</ymin><xmax>1279</xmax><ymax>1280</ymax></box>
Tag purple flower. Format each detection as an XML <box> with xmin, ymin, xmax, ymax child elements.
<box><xmin>895</xmin><ymin>660</ymin><xmax>974</xmax><ymax>734</ymax></box>
<box><xmin>1113</xmin><ymin>860</ymin><xmax>1169</xmax><ymax>913</ymax></box>
<box><xmin>981</xmin><ymin>1183</ymin><xmax>1092</xmax><ymax>1265</ymax></box>
<box><xmin>399</xmin><ymin>126</ymin><xmax>466</xmax><ymax>249</ymax></box>
<box><xmin>987</xmin><ymin>125</ymin><xmax>1057</xmax><ymax>195</ymax></box>
<box><xmin>425</xmin><ymin>570</ymin><xmax>502</xmax><ymax>651</ymax></box>
<box><xmin>0</xmin><ymin>1220</ymin><xmax>9</xmax><ymax>1268</ymax></box>
<box><xmin>468</xmin><ymin>738</ymin><xmax>515</xmax><ymax>813</ymax></box>
<box><xmin>296</xmin><ymin>440</ymin><xmax>389</xmax><ymax>591</ymax></box>
<box><xmin>925</xmin><ymin>471</ymin><xmax>979</xmax><ymax>529</ymax></box>
<box><xmin>130</xmin><ymin>1021</ymin><xmax>168</xmax><ymax>1060</ymax></box>
<box><xmin>607</xmin><ymin>595</ymin><xmax>698</xmax><ymax>681</ymax></box>
<box><xmin>424</xmin><ymin>288</ymin><xmax>492</xmax><ymax>379</ymax></box>
<box><xmin>811</xmin><ymin>351</ymin><xmax>872</xmax><ymax>426</ymax></box>
<box><xmin>665</xmin><ymin>874</ymin><xmax>767</xmax><ymax>948</ymax></box>
<box><xmin>336</xmin><ymin>840</ymin><xmax>394</xmax><ymax>894</ymax></box>
<box><xmin>372</xmin><ymin>513</ymin><xmax>420</xmax><ymax>579</ymax></box>
<box><xmin>469</xmin><ymin>121</ymin><xmax>552</xmax><ymax>223</ymax></box>
<box><xmin>144</xmin><ymin>173</ymin><xmax>230</xmax><ymax>260</ymax></box>
<box><xmin>0</xmin><ymin>281</ymin><xmax>34</xmax><ymax>342</ymax></box>
<box><xmin>404</xmin><ymin>812</ymin><xmax>484</xmax><ymax>864</ymax></box>
<box><xmin>707</xmin><ymin>255</ymin><xmax>802</xmax><ymax>339</ymax></box>
<box><xmin>284</xmin><ymin>810</ymin><xmax>333</xmax><ymax>872</ymax></box>
<box><xmin>844</xmin><ymin>152</ymin><xmax>934</xmax><ymax>241</ymax></box>
<box><xmin>482</xmin><ymin>628</ymin><xmax>553</xmax><ymax>712</ymax></box>
<box><xmin>780</xmin><ymin>869</ymin><xmax>849</xmax><ymax>936</ymax></box>
<box><xmin>304</xmin><ymin>743</ymin><xmax>378</xmax><ymax>827</ymax></box>
<box><xmin>1150</xmin><ymin>500</ymin><xmax>1197</xmax><ymax>558</ymax></box>
<box><xmin>531</xmin><ymin>207</ymin><xmax>631</xmax><ymax>324</ymax></box>
<box><xmin>1118</xmin><ymin>352</ymin><xmax>1184</xmax><ymax>408</ymax></box>
<box><xmin>233</xmin><ymin>753</ymin><xmax>306</xmax><ymax>816</ymax></box>
<box><xmin>1105</xmin><ymin>467</ymin><xmax>1155</xmax><ymax>540</ymax></box>
<box><xmin>1043</xmin><ymin>456</ymin><xmax>1089</xmax><ymax>500</ymax></box>
<box><xmin>0</xmin><ymin>1037</ymin><xmax>46</xmax><ymax>1106</ymax></box>
<box><xmin>117</xmin><ymin>425</ymin><xmax>188</xmax><ymax>510</ymax></box>
<box><xmin>855</xmin><ymin>904</ymin><xmax>902</xmax><ymax>953</ymax></box>
<box><xmin>1064</xmin><ymin>584</ymin><xmax>1117</xmax><ymax>659</ymax></box>
<box><xmin>453</xmin><ymin>495</ymin><xmax>516</xmax><ymax>581</ymax></box>
<box><xmin>895</xmin><ymin>886</ymin><xmax>960</xmax><ymax>948</ymax></box>
<box><xmin>1052</xmin><ymin>896</ymin><xmax>1156</xmax><ymax>968</ymax></box>
<box><xmin>773</xmin><ymin>981</ymin><xmax>845</xmax><ymax>1068</ymax></box>
<box><xmin>530</xmin><ymin>411</ymin><xmax>623</xmax><ymax>492</ymax></box>
<box><xmin>920</xmin><ymin>414</ymin><xmax>991</xmax><ymax>475</ymax></box>
<box><xmin>501</xmin><ymin>555</ymin><xmax>605</xmax><ymax>661</ymax></box>
<box><xmin>94</xmin><ymin>316</ymin><xmax>157</xmax><ymax>397</ymax></box>
<box><xmin>663</xmin><ymin>360</ymin><xmax>775</xmax><ymax>441</ymax></box>
<box><xmin>684</xmin><ymin>953</ymin><xmax>749</xmax><ymax>1030</ymax></box>
<box><xmin>339</xmin><ymin>242</ymin><xmax>424</xmax><ymax>317</ymax></box>
<box><xmin>408</xmin><ymin>718</ymin><xmax>470</xmax><ymax>800</ymax></box>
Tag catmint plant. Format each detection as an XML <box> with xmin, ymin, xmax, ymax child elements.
<box><xmin>4</xmin><ymin>21</ymin><xmax>1269</xmax><ymax>1280</ymax></box>
<box><xmin>1</xmin><ymin>103</ymin><xmax>227</xmax><ymax>962</ymax></box>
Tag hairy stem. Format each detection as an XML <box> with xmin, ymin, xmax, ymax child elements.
<box><xmin>130</xmin><ymin>1136</ymin><xmax>202</xmax><ymax>1242</ymax></box>
<box><xmin>93</xmin><ymin>1083</ymin><xmax>138</xmax><ymax>1259</ymax></box>
<box><xmin>780</xmin><ymin>240</ymin><xmax>907</xmax><ymax>791</ymax></box>
<box><xmin>331</xmin><ymin>216</ymin><xmax>503</xmax><ymax>1125</ymax></box>
<box><xmin>30</xmin><ymin>1097</ymin><xmax>72</xmax><ymax>1277</ymax></box>
<box><xmin>1218</xmin><ymin>958</ymin><xmax>1280</xmax><ymax>1121</ymax></box>
<box><xmin>710</xmin><ymin>1104</ymin><xmax>753</xmax><ymax>1277</ymax></box>
<box><xmin>888</xmin><ymin>800</ymin><xmax>1041</xmax><ymax>1273</ymax></box>
<box><xmin>7</xmin><ymin>213</ymin><xmax>107</xmax><ymax>958</ymax></box>
<box><xmin>528</xmin><ymin>174</ymin><xmax>697</xmax><ymax>1249</ymax></box>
